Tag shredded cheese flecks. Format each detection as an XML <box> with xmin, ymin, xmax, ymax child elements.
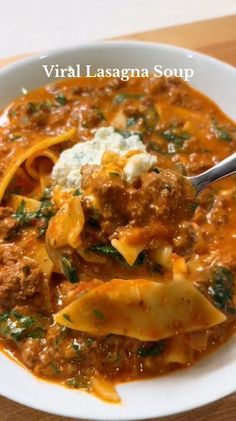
<box><xmin>52</xmin><ymin>127</ymin><xmax>157</xmax><ymax>190</ymax></box>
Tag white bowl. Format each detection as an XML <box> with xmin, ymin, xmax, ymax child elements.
<box><xmin>0</xmin><ymin>41</ymin><xmax>235</xmax><ymax>420</ymax></box>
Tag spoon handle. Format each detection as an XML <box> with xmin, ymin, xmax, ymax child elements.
<box><xmin>188</xmin><ymin>152</ymin><xmax>236</xmax><ymax>195</ymax></box>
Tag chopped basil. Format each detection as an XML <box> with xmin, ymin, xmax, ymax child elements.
<box><xmin>152</xmin><ymin>167</ymin><xmax>160</xmax><ymax>174</ymax></box>
<box><xmin>73</xmin><ymin>188</ymin><xmax>82</xmax><ymax>196</ymax></box>
<box><xmin>89</xmin><ymin>244</ymin><xmax>119</xmax><ymax>256</ymax></box>
<box><xmin>209</xmin><ymin>266</ymin><xmax>235</xmax><ymax>313</ymax></box>
<box><xmin>63</xmin><ymin>313</ymin><xmax>73</xmax><ymax>323</ymax></box>
<box><xmin>126</xmin><ymin>116</ymin><xmax>138</xmax><ymax>127</ymax></box>
<box><xmin>93</xmin><ymin>309</ymin><xmax>104</xmax><ymax>319</ymax></box>
<box><xmin>143</xmin><ymin>106</ymin><xmax>159</xmax><ymax>130</ymax></box>
<box><xmin>0</xmin><ymin>310</ymin><xmax>46</xmax><ymax>342</ymax></box>
<box><xmin>217</xmin><ymin>128</ymin><xmax>232</xmax><ymax>141</ymax></box>
<box><xmin>13</xmin><ymin>199</ymin><xmax>54</xmax><ymax>236</ymax></box>
<box><xmin>40</xmin><ymin>187</ymin><xmax>52</xmax><ymax>201</ymax></box>
<box><xmin>212</xmin><ymin>119</ymin><xmax>232</xmax><ymax>141</ymax></box>
<box><xmin>13</xmin><ymin>200</ymin><xmax>28</xmax><ymax>225</ymax></box>
<box><xmin>11</xmin><ymin>310</ymin><xmax>34</xmax><ymax>328</ymax></box>
<box><xmin>27</xmin><ymin>100</ymin><xmax>52</xmax><ymax>114</ymax></box>
<box><xmin>61</xmin><ymin>257</ymin><xmax>79</xmax><ymax>283</ymax></box>
<box><xmin>138</xmin><ymin>341</ymin><xmax>165</xmax><ymax>357</ymax></box>
<box><xmin>113</xmin><ymin>93</ymin><xmax>144</xmax><ymax>105</ymax></box>
<box><xmin>35</xmin><ymin>200</ymin><xmax>55</xmax><ymax>237</ymax></box>
<box><xmin>89</xmin><ymin>244</ymin><xmax>145</xmax><ymax>268</ymax></box>
<box><xmin>188</xmin><ymin>201</ymin><xmax>199</xmax><ymax>214</ymax></box>
<box><xmin>27</xmin><ymin>328</ymin><xmax>45</xmax><ymax>339</ymax></box>
<box><xmin>85</xmin><ymin>338</ymin><xmax>94</xmax><ymax>347</ymax></box>
<box><xmin>27</xmin><ymin>102</ymin><xmax>38</xmax><ymax>114</ymax></box>
<box><xmin>66</xmin><ymin>375</ymin><xmax>89</xmax><ymax>389</ymax></box>
<box><xmin>0</xmin><ymin>312</ymin><xmax>9</xmax><ymax>322</ymax></box>
<box><xmin>161</xmin><ymin>130</ymin><xmax>190</xmax><ymax>146</ymax></box>
<box><xmin>55</xmin><ymin>94</ymin><xmax>67</xmax><ymax>106</ymax></box>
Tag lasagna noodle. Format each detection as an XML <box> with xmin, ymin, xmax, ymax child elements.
<box><xmin>111</xmin><ymin>225</ymin><xmax>171</xmax><ymax>266</ymax></box>
<box><xmin>46</xmin><ymin>195</ymin><xmax>85</xmax><ymax>250</ymax></box>
<box><xmin>55</xmin><ymin>279</ymin><xmax>226</xmax><ymax>340</ymax></box>
<box><xmin>25</xmin><ymin>148</ymin><xmax>59</xmax><ymax>179</ymax></box>
<box><xmin>8</xmin><ymin>194</ymin><xmax>54</xmax><ymax>278</ymax></box>
<box><xmin>0</xmin><ymin>127</ymin><xmax>76</xmax><ymax>202</ymax></box>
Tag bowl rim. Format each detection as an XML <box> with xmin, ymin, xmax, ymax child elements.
<box><xmin>0</xmin><ymin>39</ymin><xmax>236</xmax><ymax>81</ymax></box>
<box><xmin>0</xmin><ymin>40</ymin><xmax>235</xmax><ymax>420</ymax></box>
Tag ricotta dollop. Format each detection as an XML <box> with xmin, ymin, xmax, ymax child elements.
<box><xmin>52</xmin><ymin>127</ymin><xmax>157</xmax><ymax>189</ymax></box>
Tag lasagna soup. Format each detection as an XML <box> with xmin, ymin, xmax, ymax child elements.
<box><xmin>0</xmin><ymin>76</ymin><xmax>235</xmax><ymax>402</ymax></box>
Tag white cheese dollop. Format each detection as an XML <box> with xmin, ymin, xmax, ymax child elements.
<box><xmin>123</xmin><ymin>153</ymin><xmax>157</xmax><ymax>184</ymax></box>
<box><xmin>52</xmin><ymin>127</ymin><xmax>157</xmax><ymax>189</ymax></box>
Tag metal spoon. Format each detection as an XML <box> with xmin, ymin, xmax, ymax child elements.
<box><xmin>188</xmin><ymin>152</ymin><xmax>236</xmax><ymax>195</ymax></box>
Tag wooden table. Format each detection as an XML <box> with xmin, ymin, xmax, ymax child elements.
<box><xmin>0</xmin><ymin>14</ymin><xmax>236</xmax><ymax>421</ymax></box>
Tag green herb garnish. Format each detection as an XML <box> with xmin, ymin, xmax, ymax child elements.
<box><xmin>138</xmin><ymin>341</ymin><xmax>165</xmax><ymax>357</ymax></box>
<box><xmin>161</xmin><ymin>130</ymin><xmax>190</xmax><ymax>146</ymax></box>
<box><xmin>212</xmin><ymin>119</ymin><xmax>232</xmax><ymax>141</ymax></box>
<box><xmin>188</xmin><ymin>201</ymin><xmax>199</xmax><ymax>214</ymax></box>
<box><xmin>73</xmin><ymin>188</ymin><xmax>82</xmax><ymax>196</ymax></box>
<box><xmin>85</xmin><ymin>338</ymin><xmax>94</xmax><ymax>347</ymax></box>
<box><xmin>61</xmin><ymin>257</ymin><xmax>79</xmax><ymax>283</ymax></box>
<box><xmin>40</xmin><ymin>187</ymin><xmax>52</xmax><ymax>201</ymax></box>
<box><xmin>93</xmin><ymin>309</ymin><xmax>104</xmax><ymax>319</ymax></box>
<box><xmin>0</xmin><ymin>310</ymin><xmax>46</xmax><ymax>342</ymax></box>
<box><xmin>89</xmin><ymin>244</ymin><xmax>145</xmax><ymax>268</ymax></box>
<box><xmin>89</xmin><ymin>244</ymin><xmax>119</xmax><ymax>256</ymax></box>
<box><xmin>13</xmin><ymin>199</ymin><xmax>55</xmax><ymax>237</ymax></box>
<box><xmin>55</xmin><ymin>94</ymin><xmax>67</xmax><ymax>106</ymax></box>
<box><xmin>63</xmin><ymin>313</ymin><xmax>74</xmax><ymax>323</ymax></box>
<box><xmin>27</xmin><ymin>327</ymin><xmax>45</xmax><ymax>339</ymax></box>
<box><xmin>209</xmin><ymin>266</ymin><xmax>235</xmax><ymax>313</ymax></box>
<box><xmin>143</xmin><ymin>106</ymin><xmax>159</xmax><ymax>130</ymax></box>
<box><xmin>27</xmin><ymin>102</ymin><xmax>38</xmax><ymax>114</ymax></box>
<box><xmin>113</xmin><ymin>93</ymin><xmax>144</xmax><ymax>105</ymax></box>
<box><xmin>127</xmin><ymin>116</ymin><xmax>138</xmax><ymax>127</ymax></box>
<box><xmin>35</xmin><ymin>200</ymin><xmax>55</xmax><ymax>237</ymax></box>
<box><xmin>66</xmin><ymin>375</ymin><xmax>89</xmax><ymax>389</ymax></box>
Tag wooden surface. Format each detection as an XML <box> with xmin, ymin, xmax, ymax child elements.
<box><xmin>0</xmin><ymin>13</ymin><xmax>236</xmax><ymax>421</ymax></box>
